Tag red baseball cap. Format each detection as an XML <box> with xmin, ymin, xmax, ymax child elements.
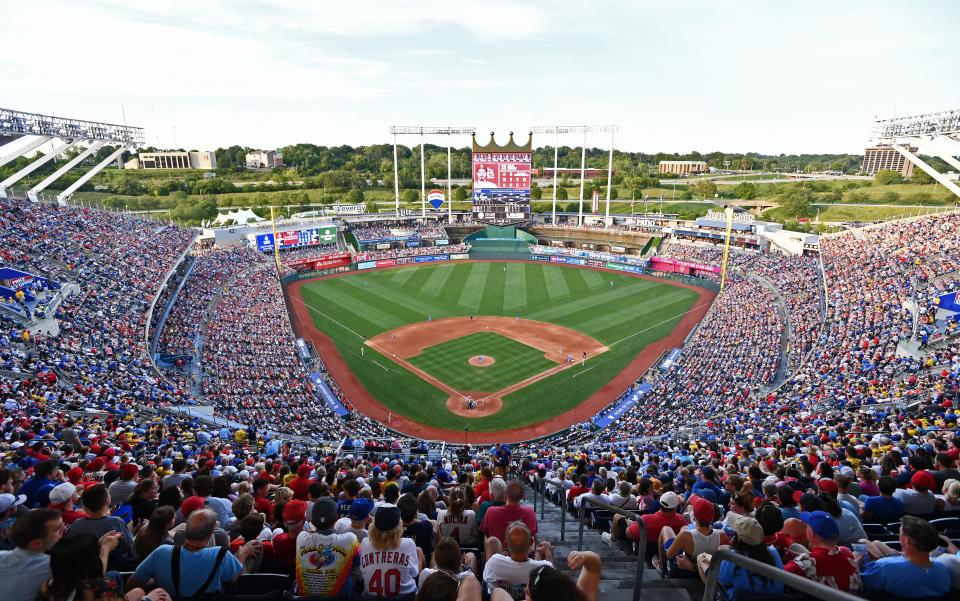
<box><xmin>911</xmin><ymin>470</ymin><xmax>936</xmax><ymax>491</ymax></box>
<box><xmin>283</xmin><ymin>500</ymin><xmax>307</xmax><ymax>523</ymax></box>
<box><xmin>180</xmin><ymin>496</ymin><xmax>206</xmax><ymax>518</ymax></box>
<box><xmin>689</xmin><ymin>496</ymin><xmax>715</xmax><ymax>523</ymax></box>
<box><xmin>817</xmin><ymin>478</ymin><xmax>838</xmax><ymax>495</ymax></box>
<box><xmin>120</xmin><ymin>463</ymin><xmax>139</xmax><ymax>480</ymax></box>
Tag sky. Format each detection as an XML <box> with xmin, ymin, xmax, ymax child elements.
<box><xmin>3</xmin><ymin>0</ymin><xmax>959</xmax><ymax>155</ymax></box>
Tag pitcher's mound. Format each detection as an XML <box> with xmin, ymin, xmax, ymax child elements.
<box><xmin>468</xmin><ymin>355</ymin><xmax>495</xmax><ymax>367</ymax></box>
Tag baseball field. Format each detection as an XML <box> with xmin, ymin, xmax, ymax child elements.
<box><xmin>287</xmin><ymin>261</ymin><xmax>710</xmax><ymax>440</ymax></box>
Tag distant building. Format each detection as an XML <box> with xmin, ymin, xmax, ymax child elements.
<box><xmin>861</xmin><ymin>145</ymin><xmax>915</xmax><ymax>177</ymax></box>
<box><xmin>658</xmin><ymin>160</ymin><xmax>708</xmax><ymax>175</ymax></box>
<box><xmin>245</xmin><ymin>150</ymin><xmax>284</xmax><ymax>169</ymax></box>
<box><xmin>124</xmin><ymin>151</ymin><xmax>217</xmax><ymax>170</ymax></box>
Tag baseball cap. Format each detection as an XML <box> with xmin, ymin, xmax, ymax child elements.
<box><xmin>689</xmin><ymin>496</ymin><xmax>715</xmax><ymax>523</ymax></box>
<box><xmin>658</xmin><ymin>491</ymin><xmax>680</xmax><ymax>509</ymax></box>
<box><xmin>180</xmin><ymin>496</ymin><xmax>206</xmax><ymax>518</ymax></box>
<box><xmin>817</xmin><ymin>478</ymin><xmax>838</xmax><ymax>495</ymax></box>
<box><xmin>48</xmin><ymin>483</ymin><xmax>77</xmax><ymax>506</ymax></box>
<box><xmin>727</xmin><ymin>512</ymin><xmax>764</xmax><ymax>546</ymax></box>
<box><xmin>311</xmin><ymin>498</ymin><xmax>338</xmax><ymax>530</ymax></box>
<box><xmin>0</xmin><ymin>493</ymin><xmax>27</xmax><ymax>514</ymax></box>
<box><xmin>282</xmin><ymin>500</ymin><xmax>307</xmax><ymax>523</ymax></box>
<box><xmin>120</xmin><ymin>463</ymin><xmax>139</xmax><ymax>480</ymax></box>
<box><xmin>801</xmin><ymin>510</ymin><xmax>840</xmax><ymax>540</ymax></box>
<box><xmin>374</xmin><ymin>506</ymin><xmax>401</xmax><ymax>531</ymax></box>
<box><xmin>911</xmin><ymin>470</ymin><xmax>936</xmax><ymax>491</ymax></box>
<box><xmin>350</xmin><ymin>498</ymin><xmax>374</xmax><ymax>521</ymax></box>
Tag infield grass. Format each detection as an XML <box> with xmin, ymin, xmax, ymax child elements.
<box><xmin>409</xmin><ymin>331</ymin><xmax>555</xmax><ymax>392</ymax></box>
<box><xmin>297</xmin><ymin>261</ymin><xmax>702</xmax><ymax>433</ymax></box>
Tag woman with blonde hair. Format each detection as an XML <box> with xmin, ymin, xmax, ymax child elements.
<box><xmin>938</xmin><ymin>479</ymin><xmax>960</xmax><ymax>512</ymax></box>
<box><xmin>359</xmin><ymin>507</ymin><xmax>422</xmax><ymax>596</ymax></box>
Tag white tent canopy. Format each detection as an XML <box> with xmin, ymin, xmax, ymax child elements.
<box><xmin>211</xmin><ymin>208</ymin><xmax>264</xmax><ymax>226</ymax></box>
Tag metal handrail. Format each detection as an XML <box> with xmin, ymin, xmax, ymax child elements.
<box><xmin>576</xmin><ymin>496</ymin><xmax>646</xmax><ymax>601</ymax></box>
<box><xmin>702</xmin><ymin>548</ymin><xmax>863</xmax><ymax>601</ymax></box>
<box><xmin>537</xmin><ymin>477</ymin><xmax>570</xmax><ymax>541</ymax></box>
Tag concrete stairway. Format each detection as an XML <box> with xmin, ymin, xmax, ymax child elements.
<box><xmin>524</xmin><ymin>486</ymin><xmax>704</xmax><ymax>601</ymax></box>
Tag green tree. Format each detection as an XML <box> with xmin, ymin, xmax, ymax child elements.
<box><xmin>733</xmin><ymin>182</ymin><xmax>757</xmax><ymax>199</ymax></box>
<box><xmin>556</xmin><ymin>186</ymin><xmax>569</xmax><ymax>200</ymax></box>
<box><xmin>531</xmin><ymin>186</ymin><xmax>542</xmax><ymax>200</ymax></box>
<box><xmin>779</xmin><ymin>189</ymin><xmax>814</xmax><ymax>218</ymax></box>
<box><xmin>453</xmin><ymin>186</ymin><xmax>468</xmax><ymax>201</ymax></box>
<box><xmin>910</xmin><ymin>169</ymin><xmax>933</xmax><ymax>185</ymax></box>
<box><xmin>364</xmin><ymin>199</ymin><xmax>377</xmax><ymax>214</ymax></box>
<box><xmin>880</xmin><ymin>191</ymin><xmax>901</xmax><ymax>203</ymax></box>
<box><xmin>874</xmin><ymin>169</ymin><xmax>903</xmax><ymax>185</ymax></box>
<box><xmin>691</xmin><ymin>180</ymin><xmax>717</xmax><ymax>198</ymax></box>
<box><xmin>343</xmin><ymin>188</ymin><xmax>365</xmax><ymax>203</ymax></box>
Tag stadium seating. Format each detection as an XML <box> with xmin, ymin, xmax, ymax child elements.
<box><xmin>2</xmin><ymin>198</ymin><xmax>960</xmax><ymax>601</ymax></box>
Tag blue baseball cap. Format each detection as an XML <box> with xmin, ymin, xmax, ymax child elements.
<box><xmin>349</xmin><ymin>498</ymin><xmax>374</xmax><ymax>520</ymax></box>
<box><xmin>801</xmin><ymin>510</ymin><xmax>839</xmax><ymax>540</ymax></box>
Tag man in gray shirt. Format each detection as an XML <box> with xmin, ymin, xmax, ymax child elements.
<box><xmin>0</xmin><ymin>508</ymin><xmax>63</xmax><ymax>601</ymax></box>
<box><xmin>162</xmin><ymin>458</ymin><xmax>192</xmax><ymax>490</ymax></box>
<box><xmin>65</xmin><ymin>484</ymin><xmax>137</xmax><ymax>570</ymax></box>
<box><xmin>107</xmin><ymin>463</ymin><xmax>139</xmax><ymax>505</ymax></box>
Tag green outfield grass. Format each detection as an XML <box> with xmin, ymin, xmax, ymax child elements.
<box><xmin>297</xmin><ymin>261</ymin><xmax>702</xmax><ymax>433</ymax></box>
<box><xmin>409</xmin><ymin>331</ymin><xmax>555</xmax><ymax>392</ymax></box>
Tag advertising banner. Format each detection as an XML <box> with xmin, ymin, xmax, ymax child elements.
<box><xmin>358</xmin><ymin>261</ymin><xmax>377</xmax><ymax>270</ymax></box>
<box><xmin>255</xmin><ymin>233</ymin><xmax>275</xmax><ymax>252</ymax></box>
<box><xmin>331</xmin><ymin>204</ymin><xmax>365</xmax><ymax>214</ymax></box>
<box><xmin>375</xmin><ymin>243</ymin><xmax>391</xmax><ymax>250</ymax></box>
<box><xmin>450</xmin><ymin>253</ymin><xmax>470</xmax><ymax>260</ymax></box>
<box><xmin>308</xmin><ymin>373</ymin><xmax>350</xmax><ymax>416</ymax></box>
<box><xmin>435</xmin><ymin>239</ymin><xmax>449</xmax><ymax>246</ymax></box>
<box><xmin>311</xmin><ymin>254</ymin><xmax>352</xmax><ymax>270</ymax></box>
<box><xmin>414</xmin><ymin>255</ymin><xmax>449</xmax><ymax>263</ymax></box>
<box><xmin>649</xmin><ymin>256</ymin><xmax>721</xmax><ymax>274</ymax></box>
<box><xmin>530</xmin><ymin>255</ymin><xmax>551</xmax><ymax>262</ymax></box>
<box><xmin>375</xmin><ymin>259</ymin><xmax>396</xmax><ymax>267</ymax></box>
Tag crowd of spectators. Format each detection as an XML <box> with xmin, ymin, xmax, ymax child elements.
<box><xmin>157</xmin><ymin>246</ymin><xmax>261</xmax><ymax>358</ymax></box>
<box><xmin>354</xmin><ymin>244</ymin><xmax>470</xmax><ymax>262</ymax></box>
<box><xmin>2</xmin><ymin>195</ymin><xmax>960</xmax><ymax>599</ymax></box>
<box><xmin>351</xmin><ymin>222</ymin><xmax>447</xmax><ymax>243</ymax></box>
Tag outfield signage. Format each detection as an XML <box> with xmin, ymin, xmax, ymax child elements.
<box><xmin>549</xmin><ymin>256</ymin><xmax>586</xmax><ymax>266</ymax></box>
<box><xmin>331</xmin><ymin>204</ymin><xmax>366</xmax><ymax>214</ymax></box>
<box><xmin>530</xmin><ymin>254</ymin><xmax>550</xmax><ymax>262</ymax></box>
<box><xmin>450</xmin><ymin>254</ymin><xmax>469</xmax><ymax>260</ymax></box>
<box><xmin>256</xmin><ymin>226</ymin><xmax>337</xmax><ymax>252</ymax></box>
<box><xmin>289</xmin><ymin>252</ymin><xmax>353</xmax><ymax>271</ymax></box>
<box><xmin>358</xmin><ymin>261</ymin><xmax>377</xmax><ymax>270</ymax></box>
<box><xmin>605</xmin><ymin>262</ymin><xmax>645</xmax><ymax>274</ymax></box>
<box><xmin>471</xmin><ymin>144</ymin><xmax>532</xmax><ymax>220</ymax></box>
<box><xmin>414</xmin><ymin>255</ymin><xmax>449</xmax><ymax>263</ymax></box>
<box><xmin>435</xmin><ymin>239</ymin><xmax>449</xmax><ymax>246</ymax></box>
<box><xmin>649</xmin><ymin>256</ymin><xmax>721</xmax><ymax>274</ymax></box>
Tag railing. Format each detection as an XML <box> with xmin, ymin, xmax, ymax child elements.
<box><xmin>533</xmin><ymin>477</ymin><xmax>570</xmax><ymax>541</ymax></box>
<box><xmin>701</xmin><ymin>549</ymin><xmax>863</xmax><ymax>601</ymax></box>
<box><xmin>576</xmin><ymin>496</ymin><xmax>647</xmax><ymax>601</ymax></box>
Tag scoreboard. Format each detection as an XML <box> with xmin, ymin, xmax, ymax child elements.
<box><xmin>255</xmin><ymin>225</ymin><xmax>337</xmax><ymax>252</ymax></box>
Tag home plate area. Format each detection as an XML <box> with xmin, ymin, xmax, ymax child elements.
<box><xmin>364</xmin><ymin>316</ymin><xmax>608</xmax><ymax>418</ymax></box>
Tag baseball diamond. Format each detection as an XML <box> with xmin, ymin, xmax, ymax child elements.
<box><xmin>286</xmin><ymin>260</ymin><xmax>713</xmax><ymax>441</ymax></box>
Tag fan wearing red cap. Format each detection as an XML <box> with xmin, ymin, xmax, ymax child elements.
<box><xmin>784</xmin><ymin>511</ymin><xmax>862</xmax><ymax>593</ymax></box>
<box><xmin>653</xmin><ymin>495</ymin><xmax>728</xmax><ymax>576</ymax></box>
<box><xmin>892</xmin><ymin>470</ymin><xmax>939</xmax><ymax>515</ymax></box>
<box><xmin>271</xmin><ymin>499</ymin><xmax>308</xmax><ymax>574</ymax></box>
<box><xmin>289</xmin><ymin>464</ymin><xmax>315</xmax><ymax>501</ymax></box>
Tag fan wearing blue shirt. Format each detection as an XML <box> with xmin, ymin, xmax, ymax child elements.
<box><xmin>126</xmin><ymin>509</ymin><xmax>257</xmax><ymax>598</ymax></box>
<box><xmin>860</xmin><ymin>476</ymin><xmax>905</xmax><ymax>524</ymax></box>
<box><xmin>859</xmin><ymin>516</ymin><xmax>951</xmax><ymax>599</ymax></box>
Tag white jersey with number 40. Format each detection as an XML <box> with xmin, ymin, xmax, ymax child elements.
<box><xmin>358</xmin><ymin>537</ymin><xmax>419</xmax><ymax>597</ymax></box>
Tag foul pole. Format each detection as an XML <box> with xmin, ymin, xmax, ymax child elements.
<box><xmin>270</xmin><ymin>206</ymin><xmax>281</xmax><ymax>279</ymax></box>
<box><xmin>719</xmin><ymin>207</ymin><xmax>734</xmax><ymax>291</ymax></box>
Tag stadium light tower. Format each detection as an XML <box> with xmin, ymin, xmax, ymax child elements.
<box><xmin>870</xmin><ymin>107</ymin><xmax>960</xmax><ymax>199</ymax></box>
<box><xmin>529</xmin><ymin>125</ymin><xmax>619</xmax><ymax>227</ymax></box>
<box><xmin>389</xmin><ymin>126</ymin><xmax>476</xmax><ymax>222</ymax></box>
<box><xmin>0</xmin><ymin>107</ymin><xmax>144</xmax><ymax>203</ymax></box>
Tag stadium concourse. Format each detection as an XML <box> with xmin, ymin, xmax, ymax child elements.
<box><xmin>1</xmin><ymin>196</ymin><xmax>960</xmax><ymax>600</ymax></box>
